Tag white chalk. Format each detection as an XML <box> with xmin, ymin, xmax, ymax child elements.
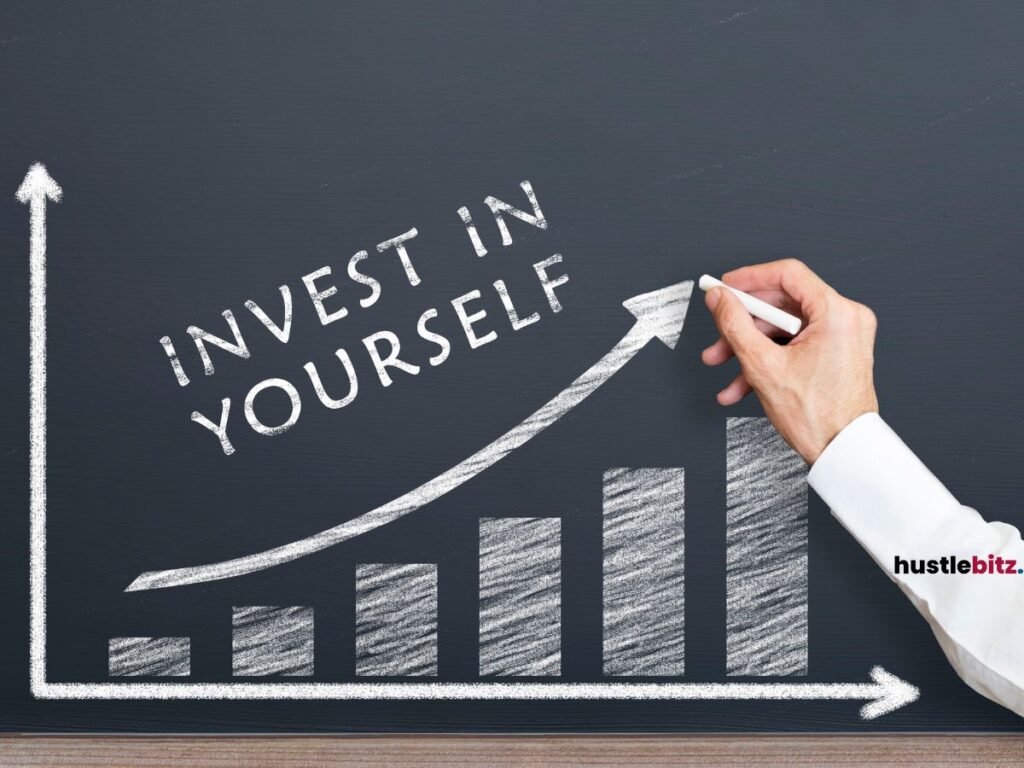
<box><xmin>698</xmin><ymin>275</ymin><xmax>803</xmax><ymax>336</ymax></box>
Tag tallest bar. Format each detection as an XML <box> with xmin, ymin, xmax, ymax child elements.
<box><xmin>726</xmin><ymin>417</ymin><xmax>808</xmax><ymax>676</ymax></box>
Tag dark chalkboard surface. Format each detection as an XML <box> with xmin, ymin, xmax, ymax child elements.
<box><xmin>2</xmin><ymin>1</ymin><xmax>1023</xmax><ymax>733</ymax></box>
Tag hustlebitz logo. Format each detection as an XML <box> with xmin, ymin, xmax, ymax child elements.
<box><xmin>894</xmin><ymin>554</ymin><xmax>1023</xmax><ymax>575</ymax></box>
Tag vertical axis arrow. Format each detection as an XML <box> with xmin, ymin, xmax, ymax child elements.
<box><xmin>17</xmin><ymin>162</ymin><xmax>62</xmax><ymax>695</ymax></box>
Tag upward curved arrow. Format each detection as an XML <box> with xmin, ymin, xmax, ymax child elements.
<box><xmin>126</xmin><ymin>281</ymin><xmax>694</xmax><ymax>591</ymax></box>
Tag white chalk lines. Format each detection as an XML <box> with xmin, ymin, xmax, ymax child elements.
<box><xmin>125</xmin><ymin>281</ymin><xmax>695</xmax><ymax>591</ymax></box>
<box><xmin>18</xmin><ymin>163</ymin><xmax>61</xmax><ymax>708</ymax></box>
<box><xmin>37</xmin><ymin>668</ymin><xmax>919</xmax><ymax>720</ymax></box>
<box><xmin>21</xmin><ymin>164</ymin><xmax>918</xmax><ymax>717</ymax></box>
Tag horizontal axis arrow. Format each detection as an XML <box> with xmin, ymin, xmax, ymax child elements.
<box><xmin>34</xmin><ymin>666</ymin><xmax>919</xmax><ymax>719</ymax></box>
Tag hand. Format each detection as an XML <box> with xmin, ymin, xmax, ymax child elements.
<box><xmin>702</xmin><ymin>259</ymin><xmax>879</xmax><ymax>464</ymax></box>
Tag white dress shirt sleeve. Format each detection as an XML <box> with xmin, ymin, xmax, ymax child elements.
<box><xmin>807</xmin><ymin>412</ymin><xmax>1024</xmax><ymax>717</ymax></box>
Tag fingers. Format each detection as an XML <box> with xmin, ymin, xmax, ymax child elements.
<box><xmin>701</xmin><ymin>336</ymin><xmax>734</xmax><ymax>366</ymax></box>
<box><xmin>706</xmin><ymin>287</ymin><xmax>777</xmax><ymax>365</ymax></box>
<box><xmin>702</xmin><ymin>315</ymin><xmax>791</xmax><ymax>367</ymax></box>
<box><xmin>742</xmin><ymin>288</ymin><xmax>803</xmax><ymax>317</ymax></box>
<box><xmin>717</xmin><ymin>372</ymin><xmax>753</xmax><ymax>405</ymax></box>
<box><xmin>701</xmin><ymin>282</ymin><xmax>800</xmax><ymax>369</ymax></box>
<box><xmin>721</xmin><ymin>258</ymin><xmax>833</xmax><ymax>322</ymax></box>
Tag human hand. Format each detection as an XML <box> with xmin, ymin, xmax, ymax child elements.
<box><xmin>702</xmin><ymin>259</ymin><xmax>879</xmax><ymax>464</ymax></box>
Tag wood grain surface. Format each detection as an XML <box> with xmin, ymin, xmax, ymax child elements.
<box><xmin>1</xmin><ymin>735</ymin><xmax>1023</xmax><ymax>767</ymax></box>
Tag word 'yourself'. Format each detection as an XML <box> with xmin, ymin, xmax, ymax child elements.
<box><xmin>159</xmin><ymin>181</ymin><xmax>566</xmax><ymax>455</ymax></box>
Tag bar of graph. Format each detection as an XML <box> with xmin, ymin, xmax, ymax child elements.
<box><xmin>356</xmin><ymin>563</ymin><xmax>438</xmax><ymax>676</ymax></box>
<box><xmin>232</xmin><ymin>605</ymin><xmax>315</xmax><ymax>677</ymax></box>
<box><xmin>478</xmin><ymin>517</ymin><xmax>562</xmax><ymax>676</ymax></box>
<box><xmin>603</xmin><ymin>467</ymin><xmax>686</xmax><ymax>676</ymax></box>
<box><xmin>726</xmin><ymin>416</ymin><xmax>808</xmax><ymax>676</ymax></box>
<box><xmin>108</xmin><ymin>637</ymin><xmax>190</xmax><ymax>677</ymax></box>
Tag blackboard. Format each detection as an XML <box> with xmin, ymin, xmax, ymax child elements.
<box><xmin>2</xmin><ymin>1</ymin><xmax>1023</xmax><ymax>733</ymax></box>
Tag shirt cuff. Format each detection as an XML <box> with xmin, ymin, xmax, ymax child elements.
<box><xmin>807</xmin><ymin>412</ymin><xmax>966</xmax><ymax>570</ymax></box>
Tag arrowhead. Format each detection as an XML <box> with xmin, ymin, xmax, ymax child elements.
<box><xmin>860</xmin><ymin>666</ymin><xmax>920</xmax><ymax>720</ymax></box>
<box><xmin>16</xmin><ymin>163</ymin><xmax>62</xmax><ymax>204</ymax></box>
<box><xmin>622</xmin><ymin>281</ymin><xmax>694</xmax><ymax>350</ymax></box>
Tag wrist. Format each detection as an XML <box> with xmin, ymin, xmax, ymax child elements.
<box><xmin>808</xmin><ymin>398</ymin><xmax>879</xmax><ymax>464</ymax></box>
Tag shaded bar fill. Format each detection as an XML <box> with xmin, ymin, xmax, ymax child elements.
<box><xmin>603</xmin><ymin>468</ymin><xmax>686</xmax><ymax>676</ymax></box>
<box><xmin>232</xmin><ymin>606</ymin><xmax>314</xmax><ymax>676</ymax></box>
<box><xmin>355</xmin><ymin>563</ymin><xmax>438</xmax><ymax>676</ymax></box>
<box><xmin>479</xmin><ymin>517</ymin><xmax>561</xmax><ymax>676</ymax></box>
<box><xmin>726</xmin><ymin>417</ymin><xmax>808</xmax><ymax>676</ymax></box>
<box><xmin>108</xmin><ymin>637</ymin><xmax>190</xmax><ymax>677</ymax></box>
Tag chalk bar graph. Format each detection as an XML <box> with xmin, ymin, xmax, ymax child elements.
<box><xmin>106</xmin><ymin>422</ymin><xmax>811</xmax><ymax>688</ymax></box>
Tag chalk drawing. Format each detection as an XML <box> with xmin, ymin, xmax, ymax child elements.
<box><xmin>232</xmin><ymin>606</ymin><xmax>315</xmax><ymax>677</ymax></box>
<box><xmin>188</xmin><ymin>310</ymin><xmax>251</xmax><ymax>375</ymax></box>
<box><xmin>603</xmin><ymin>468</ymin><xmax>686</xmax><ymax>676</ymax></box>
<box><xmin>376</xmin><ymin>228</ymin><xmax>421</xmax><ymax>287</ymax></box>
<box><xmin>126</xmin><ymin>281</ymin><xmax>694</xmax><ymax>591</ymax></box>
<box><xmin>244</xmin><ymin>285</ymin><xmax>293</xmax><ymax>343</ymax></box>
<box><xmin>108</xmin><ymin>637</ymin><xmax>190</xmax><ymax>677</ymax></box>
<box><xmin>726</xmin><ymin>417</ymin><xmax>808</xmax><ymax>676</ymax></box>
<box><xmin>484</xmin><ymin>180</ymin><xmax>548</xmax><ymax>247</ymax></box>
<box><xmin>356</xmin><ymin>564</ymin><xmax>438</xmax><ymax>677</ymax></box>
<box><xmin>21</xmin><ymin>165</ymin><xmax>917</xmax><ymax>715</ymax></box>
<box><xmin>479</xmin><ymin>518</ymin><xmax>562</xmax><ymax>676</ymax></box>
<box><xmin>33</xmin><ymin>671</ymin><xmax>919</xmax><ymax>719</ymax></box>
<box><xmin>18</xmin><ymin>162</ymin><xmax>61</xmax><ymax>704</ymax></box>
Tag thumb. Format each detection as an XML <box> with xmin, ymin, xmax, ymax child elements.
<box><xmin>708</xmin><ymin>287</ymin><xmax>775</xmax><ymax>364</ymax></box>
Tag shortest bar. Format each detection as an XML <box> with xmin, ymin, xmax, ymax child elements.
<box><xmin>108</xmin><ymin>637</ymin><xmax>190</xmax><ymax>677</ymax></box>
